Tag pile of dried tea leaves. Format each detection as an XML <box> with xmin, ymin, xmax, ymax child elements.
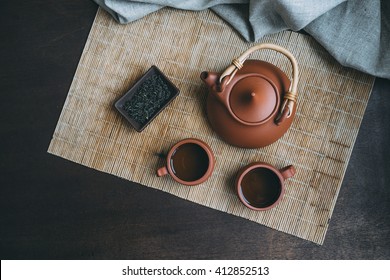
<box><xmin>122</xmin><ymin>74</ymin><xmax>172</xmax><ymax>126</ymax></box>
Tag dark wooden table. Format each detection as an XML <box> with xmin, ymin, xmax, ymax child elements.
<box><xmin>1</xmin><ymin>0</ymin><xmax>389</xmax><ymax>259</ymax></box>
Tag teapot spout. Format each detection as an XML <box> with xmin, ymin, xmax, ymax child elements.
<box><xmin>200</xmin><ymin>71</ymin><xmax>220</xmax><ymax>91</ymax></box>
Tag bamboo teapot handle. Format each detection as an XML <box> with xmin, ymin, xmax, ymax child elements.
<box><xmin>219</xmin><ymin>43</ymin><xmax>299</xmax><ymax>124</ymax></box>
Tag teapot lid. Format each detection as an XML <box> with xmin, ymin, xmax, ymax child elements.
<box><xmin>229</xmin><ymin>76</ymin><xmax>278</xmax><ymax>123</ymax></box>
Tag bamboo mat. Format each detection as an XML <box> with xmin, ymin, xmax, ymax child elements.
<box><xmin>48</xmin><ymin>8</ymin><xmax>374</xmax><ymax>244</ymax></box>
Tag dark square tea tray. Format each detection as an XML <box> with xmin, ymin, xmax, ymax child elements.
<box><xmin>114</xmin><ymin>65</ymin><xmax>180</xmax><ymax>132</ymax></box>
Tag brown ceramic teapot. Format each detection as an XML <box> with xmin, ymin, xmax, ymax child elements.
<box><xmin>200</xmin><ymin>43</ymin><xmax>299</xmax><ymax>148</ymax></box>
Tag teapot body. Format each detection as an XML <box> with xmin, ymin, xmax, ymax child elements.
<box><xmin>204</xmin><ymin>60</ymin><xmax>295</xmax><ymax>148</ymax></box>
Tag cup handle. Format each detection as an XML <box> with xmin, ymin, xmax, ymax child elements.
<box><xmin>279</xmin><ymin>165</ymin><xmax>296</xmax><ymax>180</ymax></box>
<box><xmin>157</xmin><ymin>166</ymin><xmax>168</xmax><ymax>177</ymax></box>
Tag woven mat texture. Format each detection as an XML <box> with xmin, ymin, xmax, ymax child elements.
<box><xmin>48</xmin><ymin>8</ymin><xmax>374</xmax><ymax>244</ymax></box>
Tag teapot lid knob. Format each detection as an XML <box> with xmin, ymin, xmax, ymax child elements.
<box><xmin>229</xmin><ymin>76</ymin><xmax>279</xmax><ymax>123</ymax></box>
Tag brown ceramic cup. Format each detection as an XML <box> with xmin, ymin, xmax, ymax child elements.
<box><xmin>157</xmin><ymin>138</ymin><xmax>215</xmax><ymax>186</ymax></box>
<box><xmin>236</xmin><ymin>162</ymin><xmax>295</xmax><ymax>210</ymax></box>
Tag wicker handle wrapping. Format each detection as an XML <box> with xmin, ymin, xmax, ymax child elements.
<box><xmin>219</xmin><ymin>43</ymin><xmax>299</xmax><ymax>123</ymax></box>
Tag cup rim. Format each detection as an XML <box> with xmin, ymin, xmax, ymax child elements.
<box><xmin>236</xmin><ymin>162</ymin><xmax>285</xmax><ymax>211</ymax></box>
<box><xmin>165</xmin><ymin>138</ymin><xmax>215</xmax><ymax>186</ymax></box>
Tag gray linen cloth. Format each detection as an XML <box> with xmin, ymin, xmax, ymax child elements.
<box><xmin>93</xmin><ymin>0</ymin><xmax>389</xmax><ymax>79</ymax></box>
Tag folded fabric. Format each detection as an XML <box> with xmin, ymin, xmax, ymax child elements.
<box><xmin>93</xmin><ymin>0</ymin><xmax>389</xmax><ymax>79</ymax></box>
